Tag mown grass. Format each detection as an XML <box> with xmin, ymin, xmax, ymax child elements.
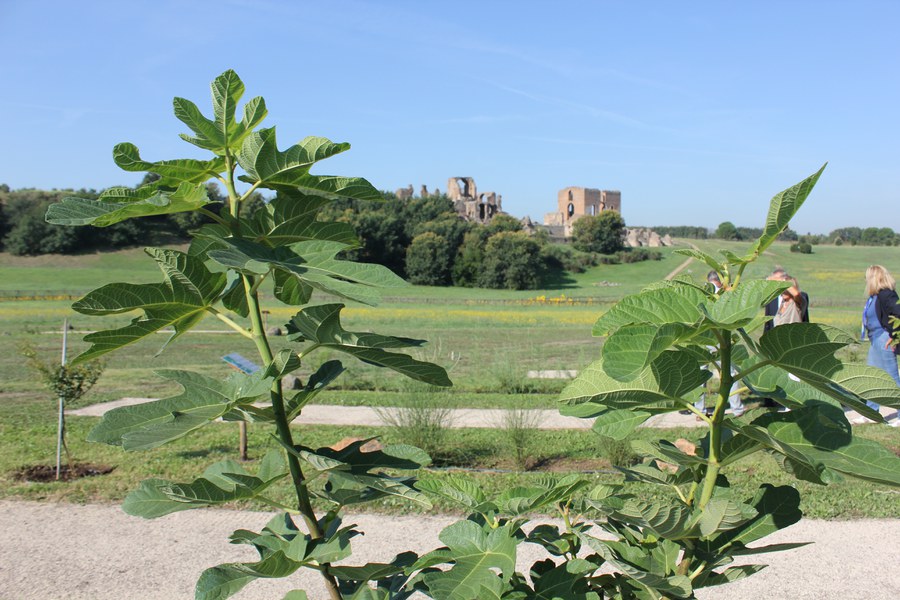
<box><xmin>2</xmin><ymin>397</ymin><xmax>898</xmax><ymax>519</ymax></box>
<box><xmin>3</xmin><ymin>242</ymin><xmax>900</xmax><ymax>518</ymax></box>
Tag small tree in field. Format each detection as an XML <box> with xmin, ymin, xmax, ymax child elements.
<box><xmin>23</xmin><ymin>339</ymin><xmax>103</xmax><ymax>478</ymax></box>
<box><xmin>572</xmin><ymin>211</ymin><xmax>625</xmax><ymax>254</ymax></box>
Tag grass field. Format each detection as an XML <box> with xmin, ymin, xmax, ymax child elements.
<box><xmin>2</xmin><ymin>241</ymin><xmax>900</xmax><ymax>517</ymax></box>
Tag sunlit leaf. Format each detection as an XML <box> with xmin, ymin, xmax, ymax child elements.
<box><xmin>671</xmin><ymin>248</ymin><xmax>725</xmax><ymax>274</ymax></box>
<box><xmin>417</xmin><ymin>521</ymin><xmax>517</xmax><ymax>600</ymax></box>
<box><xmin>46</xmin><ymin>182</ymin><xmax>210</xmax><ymax>227</ymax></box>
<box><xmin>71</xmin><ymin>248</ymin><xmax>226</xmax><ymax>363</ymax></box>
<box><xmin>123</xmin><ymin>451</ymin><xmax>288</xmax><ymax>518</ymax></box>
<box><xmin>601</xmin><ymin>323</ymin><xmax>695</xmax><ymax>380</ymax></box>
<box><xmin>741</xmin><ymin>164</ymin><xmax>826</xmax><ymax>262</ymax></box>
<box><xmin>112</xmin><ymin>142</ymin><xmax>226</xmax><ymax>187</ymax></box>
<box><xmin>560</xmin><ymin>350</ymin><xmax>709</xmax><ymax>410</ymax></box>
<box><xmin>592</xmin><ymin>286</ymin><xmax>707</xmax><ymax>336</ymax></box>
<box><xmin>702</xmin><ymin>280</ymin><xmax>787</xmax><ymax>328</ymax></box>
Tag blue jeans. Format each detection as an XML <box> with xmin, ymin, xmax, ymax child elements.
<box><xmin>866</xmin><ymin>329</ymin><xmax>900</xmax><ymax>410</ymax></box>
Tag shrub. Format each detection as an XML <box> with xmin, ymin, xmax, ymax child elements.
<box><xmin>790</xmin><ymin>242</ymin><xmax>813</xmax><ymax>253</ymax></box>
<box><xmin>478</xmin><ymin>231</ymin><xmax>543</xmax><ymax>290</ymax></box>
<box><xmin>572</xmin><ymin>211</ymin><xmax>626</xmax><ymax>254</ymax></box>
<box><xmin>500</xmin><ymin>407</ymin><xmax>540</xmax><ymax>470</ymax></box>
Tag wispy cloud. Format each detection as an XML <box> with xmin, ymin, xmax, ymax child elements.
<box><xmin>486</xmin><ymin>82</ymin><xmax>648</xmax><ymax>128</ymax></box>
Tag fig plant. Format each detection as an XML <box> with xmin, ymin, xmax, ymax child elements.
<box><xmin>47</xmin><ymin>70</ymin><xmax>454</xmax><ymax>600</ymax></box>
<box><xmin>412</xmin><ymin>165</ymin><xmax>900</xmax><ymax>599</ymax></box>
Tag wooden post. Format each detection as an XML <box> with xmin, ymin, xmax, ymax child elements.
<box><xmin>56</xmin><ymin>319</ymin><xmax>68</xmax><ymax>480</ymax></box>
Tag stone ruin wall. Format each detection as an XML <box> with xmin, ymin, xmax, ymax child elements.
<box><xmin>395</xmin><ymin>177</ymin><xmax>504</xmax><ymax>225</ymax></box>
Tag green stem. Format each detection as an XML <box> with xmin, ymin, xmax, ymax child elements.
<box><xmin>209</xmin><ymin>309</ymin><xmax>253</xmax><ymax>339</ymax></box>
<box><xmin>732</xmin><ymin>359</ymin><xmax>772</xmax><ymax>382</ymax></box>
<box><xmin>698</xmin><ymin>332</ymin><xmax>732</xmax><ymax>509</ymax></box>
<box><xmin>242</xmin><ymin>274</ymin><xmax>342</xmax><ymax>600</ymax></box>
<box><xmin>197</xmin><ymin>207</ymin><xmax>229</xmax><ymax>226</ymax></box>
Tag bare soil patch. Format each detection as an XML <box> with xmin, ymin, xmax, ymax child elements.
<box><xmin>12</xmin><ymin>463</ymin><xmax>115</xmax><ymax>482</ymax></box>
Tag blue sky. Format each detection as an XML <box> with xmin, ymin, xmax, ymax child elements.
<box><xmin>1</xmin><ymin>0</ymin><xmax>897</xmax><ymax>233</ymax></box>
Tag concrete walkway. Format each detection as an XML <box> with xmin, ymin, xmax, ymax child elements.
<box><xmin>70</xmin><ymin>398</ymin><xmax>900</xmax><ymax>430</ymax></box>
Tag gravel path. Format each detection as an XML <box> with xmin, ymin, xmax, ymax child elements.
<box><xmin>70</xmin><ymin>398</ymin><xmax>899</xmax><ymax>430</ymax></box>
<box><xmin>1</xmin><ymin>500</ymin><xmax>898</xmax><ymax>600</ymax></box>
<box><xmin>51</xmin><ymin>400</ymin><xmax>900</xmax><ymax>598</ymax></box>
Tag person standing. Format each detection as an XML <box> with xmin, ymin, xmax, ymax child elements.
<box><xmin>764</xmin><ymin>267</ymin><xmax>810</xmax><ymax>332</ymax></box>
<box><xmin>762</xmin><ymin>270</ymin><xmax>808</xmax><ymax>410</ymax></box>
<box><xmin>773</xmin><ymin>275</ymin><xmax>807</xmax><ymax>327</ymax></box>
<box><xmin>857</xmin><ymin>265</ymin><xmax>900</xmax><ymax>425</ymax></box>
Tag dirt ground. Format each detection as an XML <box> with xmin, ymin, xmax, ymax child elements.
<box><xmin>1</xmin><ymin>500</ymin><xmax>897</xmax><ymax>600</ymax></box>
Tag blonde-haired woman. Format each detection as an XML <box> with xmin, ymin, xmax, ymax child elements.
<box><xmin>858</xmin><ymin>265</ymin><xmax>900</xmax><ymax>425</ymax></box>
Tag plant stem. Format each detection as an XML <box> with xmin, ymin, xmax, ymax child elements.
<box><xmin>242</xmin><ymin>274</ymin><xmax>342</xmax><ymax>600</ymax></box>
<box><xmin>209</xmin><ymin>309</ymin><xmax>253</xmax><ymax>339</ymax></box>
<box><xmin>698</xmin><ymin>331</ymin><xmax>732</xmax><ymax>509</ymax></box>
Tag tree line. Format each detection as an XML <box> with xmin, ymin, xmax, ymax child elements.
<box><xmin>651</xmin><ymin>222</ymin><xmax>900</xmax><ymax>246</ymax></box>
<box><xmin>0</xmin><ymin>183</ymin><xmax>644</xmax><ymax>290</ymax></box>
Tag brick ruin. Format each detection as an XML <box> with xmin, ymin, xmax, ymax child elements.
<box><xmin>543</xmin><ymin>186</ymin><xmax>670</xmax><ymax>247</ymax></box>
<box><xmin>544</xmin><ymin>187</ymin><xmax>622</xmax><ymax>237</ymax></box>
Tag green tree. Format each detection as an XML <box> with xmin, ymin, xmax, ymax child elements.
<box><xmin>451</xmin><ymin>226</ymin><xmax>491</xmax><ymax>286</ymax></box>
<box><xmin>714</xmin><ymin>220</ymin><xmax>741</xmax><ymax>240</ymax></box>
<box><xmin>487</xmin><ymin>213</ymin><xmax>522</xmax><ymax>234</ymax></box>
<box><xmin>572</xmin><ymin>211</ymin><xmax>626</xmax><ymax>254</ymax></box>
<box><xmin>478</xmin><ymin>231</ymin><xmax>543</xmax><ymax>289</ymax></box>
<box><xmin>406</xmin><ymin>232</ymin><xmax>452</xmax><ymax>286</ymax></box>
<box><xmin>23</xmin><ymin>342</ymin><xmax>103</xmax><ymax>478</ymax></box>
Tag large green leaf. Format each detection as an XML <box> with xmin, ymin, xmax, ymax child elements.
<box><xmin>592</xmin><ymin>286</ymin><xmax>707</xmax><ymax>336</ymax></box>
<box><xmin>591</xmin><ymin>409</ymin><xmax>652</xmax><ymax>440</ymax></box>
<box><xmin>286</xmin><ymin>439</ymin><xmax>432</xmax><ymax>508</ymax></box>
<box><xmin>701</xmin><ymin>280</ymin><xmax>787</xmax><ymax>328</ymax></box>
<box><xmin>286</xmin><ymin>304</ymin><xmax>452</xmax><ymax>386</ymax></box>
<box><xmin>207</xmin><ymin>238</ymin><xmax>406</xmax><ymax>306</ymax></box>
<box><xmin>759</xmin><ymin>323</ymin><xmax>900</xmax><ymax>415</ymax></box>
<box><xmin>418</xmin><ymin>520</ymin><xmax>517</xmax><ymax>600</ymax></box>
<box><xmin>238</xmin><ymin>129</ymin><xmax>348</xmax><ymax>183</ymax></box>
<box><xmin>601</xmin><ymin>323</ymin><xmax>695</xmax><ymax>381</ymax></box>
<box><xmin>695</xmin><ymin>498</ymin><xmax>758</xmax><ymax>538</ymax></box>
<box><xmin>46</xmin><ymin>182</ymin><xmax>210</xmax><ymax>227</ymax></box>
<box><xmin>250</xmin><ymin>190</ymin><xmax>359</xmax><ymax>247</ymax></box>
<box><xmin>741</xmin><ymin>164</ymin><xmax>826</xmax><ymax>262</ymax></box>
<box><xmin>236</xmin><ymin>128</ymin><xmax>382</xmax><ymax>201</ymax></box>
<box><xmin>197</xmin><ymin>512</ymin><xmax>358</xmax><ymax>600</ymax></box>
<box><xmin>496</xmin><ymin>475</ymin><xmax>591</xmax><ymax>515</ymax></box>
<box><xmin>521</xmin><ymin>559</ymin><xmax>601</xmax><ymax>600</ymax></box>
<box><xmin>752</xmin><ymin>403</ymin><xmax>900</xmax><ymax>486</ymax></box>
<box><xmin>174</xmin><ymin>69</ymin><xmax>267</xmax><ymax>154</ymax></box>
<box><xmin>71</xmin><ymin>248</ymin><xmax>227</xmax><ymax>363</ymax></box>
<box><xmin>112</xmin><ymin>143</ymin><xmax>226</xmax><ymax>186</ymax></box>
<box><xmin>88</xmin><ymin>369</ymin><xmax>270</xmax><ymax>449</ymax></box>
<box><xmin>578</xmin><ymin>535</ymin><xmax>693</xmax><ymax>598</ymax></box>
<box><xmin>705</xmin><ymin>484</ymin><xmax>802</xmax><ymax>551</ymax></box>
<box><xmin>559</xmin><ymin>350</ymin><xmax>709</xmax><ymax>410</ymax></box>
<box><xmin>416</xmin><ymin>477</ymin><xmax>496</xmax><ymax>514</ymax></box>
<box><xmin>123</xmin><ymin>451</ymin><xmax>288</xmax><ymax>518</ymax></box>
